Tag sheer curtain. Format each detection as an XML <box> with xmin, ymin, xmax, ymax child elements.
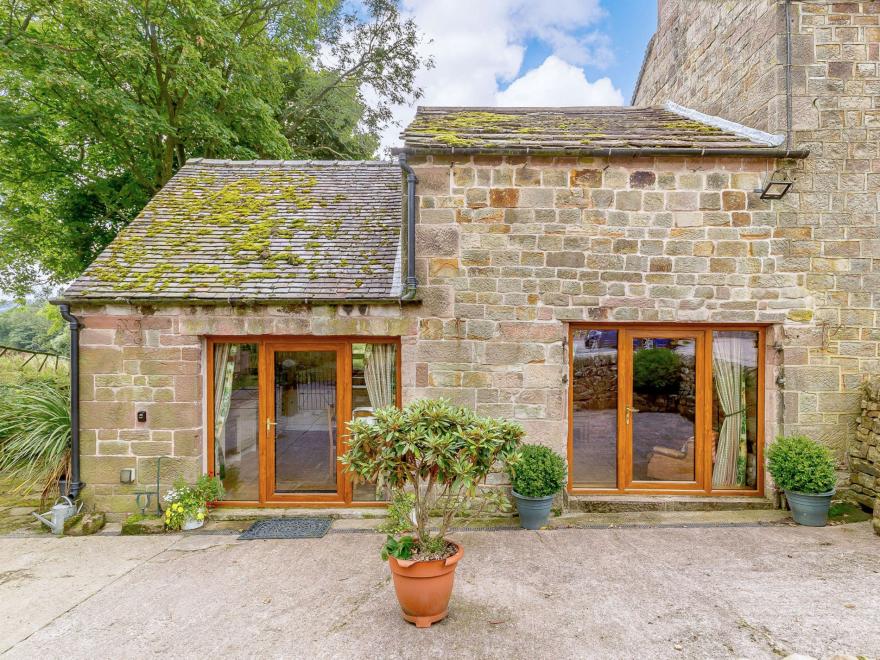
<box><xmin>712</xmin><ymin>335</ymin><xmax>745</xmax><ymax>487</ymax></box>
<box><xmin>213</xmin><ymin>344</ymin><xmax>238</xmax><ymax>475</ymax></box>
<box><xmin>364</xmin><ymin>344</ymin><xmax>396</xmax><ymax>409</ymax></box>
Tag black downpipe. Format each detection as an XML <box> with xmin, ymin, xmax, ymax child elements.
<box><xmin>398</xmin><ymin>154</ymin><xmax>419</xmax><ymax>300</ymax></box>
<box><xmin>57</xmin><ymin>304</ymin><xmax>84</xmax><ymax>499</ymax></box>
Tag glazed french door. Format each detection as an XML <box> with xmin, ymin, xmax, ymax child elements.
<box><xmin>208</xmin><ymin>336</ymin><xmax>400</xmax><ymax>505</ymax></box>
<box><xmin>621</xmin><ymin>329</ymin><xmax>706</xmax><ymax>491</ymax></box>
<box><xmin>264</xmin><ymin>342</ymin><xmax>348</xmax><ymax>503</ymax></box>
<box><xmin>569</xmin><ymin>324</ymin><xmax>764</xmax><ymax>495</ymax></box>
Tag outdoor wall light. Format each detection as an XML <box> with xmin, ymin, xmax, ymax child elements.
<box><xmin>756</xmin><ymin>171</ymin><xmax>793</xmax><ymax>200</ymax></box>
<box><xmin>120</xmin><ymin>468</ymin><xmax>135</xmax><ymax>484</ymax></box>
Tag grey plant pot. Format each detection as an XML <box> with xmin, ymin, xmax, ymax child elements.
<box><xmin>785</xmin><ymin>489</ymin><xmax>835</xmax><ymax>527</ymax></box>
<box><xmin>512</xmin><ymin>490</ymin><xmax>555</xmax><ymax>530</ymax></box>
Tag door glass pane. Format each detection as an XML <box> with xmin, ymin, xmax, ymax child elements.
<box><xmin>274</xmin><ymin>350</ymin><xmax>337</xmax><ymax>494</ymax></box>
<box><xmin>711</xmin><ymin>331</ymin><xmax>759</xmax><ymax>490</ymax></box>
<box><xmin>571</xmin><ymin>329</ymin><xmax>618</xmax><ymax>488</ymax></box>
<box><xmin>632</xmin><ymin>337</ymin><xmax>696</xmax><ymax>482</ymax></box>
<box><xmin>351</xmin><ymin>343</ymin><xmax>397</xmax><ymax>501</ymax></box>
<box><xmin>213</xmin><ymin>343</ymin><xmax>259</xmax><ymax>501</ymax></box>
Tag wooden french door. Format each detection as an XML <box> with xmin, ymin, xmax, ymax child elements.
<box><xmin>621</xmin><ymin>328</ymin><xmax>706</xmax><ymax>491</ymax></box>
<box><xmin>208</xmin><ymin>336</ymin><xmax>401</xmax><ymax>506</ymax></box>
<box><xmin>263</xmin><ymin>341</ymin><xmax>349</xmax><ymax>503</ymax></box>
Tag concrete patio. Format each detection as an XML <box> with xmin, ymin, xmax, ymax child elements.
<box><xmin>1</xmin><ymin>521</ymin><xmax>878</xmax><ymax>659</ymax></box>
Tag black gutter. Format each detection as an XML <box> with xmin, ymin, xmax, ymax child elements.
<box><xmin>394</xmin><ymin>146</ymin><xmax>810</xmax><ymax>159</ymax></box>
<box><xmin>398</xmin><ymin>154</ymin><xmax>419</xmax><ymax>301</ymax></box>
<box><xmin>56</xmin><ymin>304</ymin><xmax>84</xmax><ymax>500</ymax></box>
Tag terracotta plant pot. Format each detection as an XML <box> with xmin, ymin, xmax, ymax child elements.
<box><xmin>387</xmin><ymin>542</ymin><xmax>463</xmax><ymax>628</ymax></box>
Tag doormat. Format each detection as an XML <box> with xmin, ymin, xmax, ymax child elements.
<box><xmin>238</xmin><ymin>518</ymin><xmax>332</xmax><ymax>540</ymax></box>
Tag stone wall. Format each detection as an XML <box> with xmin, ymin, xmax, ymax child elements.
<box><xmin>850</xmin><ymin>377</ymin><xmax>880</xmax><ymax>508</ymax></box>
<box><xmin>634</xmin><ymin>0</ymin><xmax>783</xmax><ymax>130</ymax></box>
<box><xmin>634</xmin><ymin>0</ymin><xmax>880</xmax><ymax>462</ymax></box>
<box><xmin>74</xmin><ymin>303</ymin><xmax>422</xmax><ymax>512</ymax></box>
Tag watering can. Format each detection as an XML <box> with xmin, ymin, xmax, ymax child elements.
<box><xmin>32</xmin><ymin>496</ymin><xmax>82</xmax><ymax>535</ymax></box>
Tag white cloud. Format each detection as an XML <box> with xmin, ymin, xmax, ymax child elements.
<box><xmin>496</xmin><ymin>55</ymin><xmax>624</xmax><ymax>106</ymax></box>
<box><xmin>376</xmin><ymin>0</ymin><xmax>625</xmax><ymax>153</ymax></box>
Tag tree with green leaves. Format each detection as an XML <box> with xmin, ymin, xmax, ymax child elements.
<box><xmin>0</xmin><ymin>0</ymin><xmax>428</xmax><ymax>296</ymax></box>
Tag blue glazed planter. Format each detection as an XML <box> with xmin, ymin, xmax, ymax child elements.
<box><xmin>512</xmin><ymin>490</ymin><xmax>555</xmax><ymax>530</ymax></box>
<box><xmin>786</xmin><ymin>489</ymin><xmax>835</xmax><ymax>527</ymax></box>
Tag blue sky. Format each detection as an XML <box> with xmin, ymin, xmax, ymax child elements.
<box><xmin>376</xmin><ymin>0</ymin><xmax>659</xmax><ymax>149</ymax></box>
<box><xmin>516</xmin><ymin>0</ymin><xmax>657</xmax><ymax>103</ymax></box>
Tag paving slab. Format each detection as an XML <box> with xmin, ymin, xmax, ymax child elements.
<box><xmin>1</xmin><ymin>523</ymin><xmax>878</xmax><ymax>658</ymax></box>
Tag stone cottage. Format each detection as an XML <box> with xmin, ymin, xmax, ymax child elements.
<box><xmin>56</xmin><ymin>0</ymin><xmax>878</xmax><ymax>515</ymax></box>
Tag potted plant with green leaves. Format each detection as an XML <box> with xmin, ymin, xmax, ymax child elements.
<box><xmin>163</xmin><ymin>474</ymin><xmax>224</xmax><ymax>531</ymax></box>
<box><xmin>341</xmin><ymin>399</ymin><xmax>522</xmax><ymax>628</ymax></box>
<box><xmin>767</xmin><ymin>435</ymin><xmax>837</xmax><ymax>527</ymax></box>
<box><xmin>507</xmin><ymin>443</ymin><xmax>567</xmax><ymax>529</ymax></box>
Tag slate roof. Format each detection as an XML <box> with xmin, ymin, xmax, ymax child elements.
<box><xmin>401</xmin><ymin>105</ymin><xmax>788</xmax><ymax>155</ymax></box>
<box><xmin>63</xmin><ymin>160</ymin><xmax>403</xmax><ymax>302</ymax></box>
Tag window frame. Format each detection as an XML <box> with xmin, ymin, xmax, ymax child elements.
<box><xmin>207</xmin><ymin>335</ymin><xmax>401</xmax><ymax>507</ymax></box>
<box><xmin>567</xmin><ymin>323</ymin><xmax>766</xmax><ymax>497</ymax></box>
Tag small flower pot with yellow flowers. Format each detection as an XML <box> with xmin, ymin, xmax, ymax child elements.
<box><xmin>163</xmin><ymin>475</ymin><xmax>224</xmax><ymax>531</ymax></box>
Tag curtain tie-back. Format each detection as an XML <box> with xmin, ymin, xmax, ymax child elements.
<box><xmin>722</xmin><ymin>407</ymin><xmax>746</xmax><ymax>417</ymax></box>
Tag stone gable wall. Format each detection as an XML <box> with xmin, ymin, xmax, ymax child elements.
<box><xmin>634</xmin><ymin>0</ymin><xmax>784</xmax><ymax>131</ymax></box>
<box><xmin>634</xmin><ymin>0</ymin><xmax>880</xmax><ymax>467</ymax></box>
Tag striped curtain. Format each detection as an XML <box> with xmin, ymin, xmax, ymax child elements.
<box><xmin>364</xmin><ymin>344</ymin><xmax>396</xmax><ymax>410</ymax></box>
<box><xmin>213</xmin><ymin>344</ymin><xmax>238</xmax><ymax>474</ymax></box>
<box><xmin>712</xmin><ymin>335</ymin><xmax>745</xmax><ymax>487</ymax></box>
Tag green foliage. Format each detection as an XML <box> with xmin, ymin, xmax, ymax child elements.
<box><xmin>380</xmin><ymin>534</ymin><xmax>415</xmax><ymax>561</ymax></box>
<box><xmin>507</xmin><ymin>444</ymin><xmax>567</xmax><ymax>498</ymax></box>
<box><xmin>0</xmin><ymin>302</ymin><xmax>69</xmax><ymax>354</ymax></box>
<box><xmin>767</xmin><ymin>435</ymin><xmax>837</xmax><ymax>495</ymax></box>
<box><xmin>378</xmin><ymin>489</ymin><xmax>415</xmax><ymax>534</ymax></box>
<box><xmin>633</xmin><ymin>348</ymin><xmax>682</xmax><ymax>393</ymax></box>
<box><xmin>163</xmin><ymin>474</ymin><xmax>224</xmax><ymax>530</ymax></box>
<box><xmin>0</xmin><ymin>0</ymin><xmax>428</xmax><ymax>296</ymax></box>
<box><xmin>0</xmin><ymin>380</ymin><xmax>71</xmax><ymax>499</ymax></box>
<box><xmin>341</xmin><ymin>398</ymin><xmax>523</xmax><ymax>557</ymax></box>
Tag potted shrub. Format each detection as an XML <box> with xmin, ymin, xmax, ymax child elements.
<box><xmin>507</xmin><ymin>444</ymin><xmax>567</xmax><ymax>529</ymax></box>
<box><xmin>163</xmin><ymin>474</ymin><xmax>224</xmax><ymax>531</ymax></box>
<box><xmin>767</xmin><ymin>435</ymin><xmax>837</xmax><ymax>527</ymax></box>
<box><xmin>341</xmin><ymin>399</ymin><xmax>522</xmax><ymax>628</ymax></box>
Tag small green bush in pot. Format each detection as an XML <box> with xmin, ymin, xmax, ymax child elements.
<box><xmin>506</xmin><ymin>443</ymin><xmax>566</xmax><ymax>529</ymax></box>
<box><xmin>767</xmin><ymin>435</ymin><xmax>837</xmax><ymax>526</ymax></box>
<box><xmin>341</xmin><ymin>398</ymin><xmax>522</xmax><ymax>627</ymax></box>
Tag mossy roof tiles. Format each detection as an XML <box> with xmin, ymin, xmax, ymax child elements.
<box><xmin>401</xmin><ymin>106</ymin><xmax>782</xmax><ymax>153</ymax></box>
<box><xmin>63</xmin><ymin>160</ymin><xmax>403</xmax><ymax>302</ymax></box>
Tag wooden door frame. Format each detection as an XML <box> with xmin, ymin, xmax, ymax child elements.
<box><xmin>622</xmin><ymin>327</ymin><xmax>707</xmax><ymax>492</ymax></box>
<box><xmin>263</xmin><ymin>340</ymin><xmax>348</xmax><ymax>504</ymax></box>
<box><xmin>206</xmin><ymin>335</ymin><xmax>401</xmax><ymax>507</ymax></box>
<box><xmin>567</xmin><ymin>323</ymin><xmax>767</xmax><ymax>497</ymax></box>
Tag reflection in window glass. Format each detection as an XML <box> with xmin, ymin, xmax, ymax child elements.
<box><xmin>274</xmin><ymin>350</ymin><xmax>338</xmax><ymax>494</ymax></box>
<box><xmin>213</xmin><ymin>344</ymin><xmax>259</xmax><ymax>501</ymax></box>
<box><xmin>711</xmin><ymin>331</ymin><xmax>759</xmax><ymax>489</ymax></box>
<box><xmin>351</xmin><ymin>343</ymin><xmax>397</xmax><ymax>501</ymax></box>
<box><xmin>634</xmin><ymin>337</ymin><xmax>696</xmax><ymax>482</ymax></box>
<box><xmin>571</xmin><ymin>329</ymin><xmax>618</xmax><ymax>488</ymax></box>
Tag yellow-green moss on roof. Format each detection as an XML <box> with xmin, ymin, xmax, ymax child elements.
<box><xmin>402</xmin><ymin>106</ymin><xmax>779</xmax><ymax>153</ymax></box>
<box><xmin>63</xmin><ymin>160</ymin><xmax>403</xmax><ymax>302</ymax></box>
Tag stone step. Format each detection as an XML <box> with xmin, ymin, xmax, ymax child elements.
<box><xmin>566</xmin><ymin>494</ymin><xmax>776</xmax><ymax>513</ymax></box>
<box><xmin>211</xmin><ymin>506</ymin><xmax>386</xmax><ymax>521</ymax></box>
